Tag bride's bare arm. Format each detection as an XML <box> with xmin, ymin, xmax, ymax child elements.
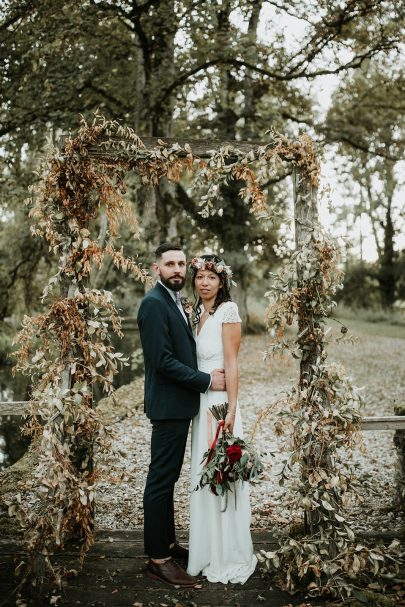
<box><xmin>222</xmin><ymin>322</ymin><xmax>241</xmax><ymax>433</ymax></box>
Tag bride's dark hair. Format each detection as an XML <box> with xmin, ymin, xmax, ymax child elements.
<box><xmin>190</xmin><ymin>254</ymin><xmax>232</xmax><ymax>325</ymax></box>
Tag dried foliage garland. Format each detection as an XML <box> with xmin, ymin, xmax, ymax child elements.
<box><xmin>3</xmin><ymin>114</ymin><xmax>327</xmax><ymax>583</ymax></box>
<box><xmin>6</xmin><ymin>117</ymin><xmax>153</xmax><ymax>582</ymax></box>
<box><xmin>196</xmin><ymin>130</ymin><xmax>319</xmax><ymax>220</ymax></box>
<box><xmin>257</xmin><ymin>226</ymin><xmax>402</xmax><ymax>597</ymax></box>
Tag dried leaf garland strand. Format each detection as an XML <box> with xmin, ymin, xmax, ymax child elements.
<box><xmin>257</xmin><ymin>226</ymin><xmax>402</xmax><ymax>596</ymax></box>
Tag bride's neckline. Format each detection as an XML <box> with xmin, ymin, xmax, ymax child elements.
<box><xmin>196</xmin><ymin>302</ymin><xmax>227</xmax><ymax>336</ymax></box>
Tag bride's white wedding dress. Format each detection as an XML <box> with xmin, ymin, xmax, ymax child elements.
<box><xmin>187</xmin><ymin>301</ymin><xmax>257</xmax><ymax>584</ymax></box>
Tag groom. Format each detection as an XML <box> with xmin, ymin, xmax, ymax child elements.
<box><xmin>137</xmin><ymin>242</ymin><xmax>226</xmax><ymax>587</ymax></box>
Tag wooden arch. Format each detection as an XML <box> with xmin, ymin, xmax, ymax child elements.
<box><xmin>4</xmin><ymin>116</ymin><xmax>375</xmax><ymax>594</ymax></box>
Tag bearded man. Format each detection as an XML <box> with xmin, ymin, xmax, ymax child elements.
<box><xmin>137</xmin><ymin>242</ymin><xmax>225</xmax><ymax>587</ymax></box>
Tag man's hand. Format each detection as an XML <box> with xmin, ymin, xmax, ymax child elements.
<box><xmin>210</xmin><ymin>368</ymin><xmax>226</xmax><ymax>391</ymax></box>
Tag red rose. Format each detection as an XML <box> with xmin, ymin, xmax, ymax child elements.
<box><xmin>226</xmin><ymin>444</ymin><xmax>242</xmax><ymax>466</ymax></box>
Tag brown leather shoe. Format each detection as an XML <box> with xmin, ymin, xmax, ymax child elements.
<box><xmin>169</xmin><ymin>542</ymin><xmax>189</xmax><ymax>560</ymax></box>
<box><xmin>145</xmin><ymin>558</ymin><xmax>198</xmax><ymax>587</ymax></box>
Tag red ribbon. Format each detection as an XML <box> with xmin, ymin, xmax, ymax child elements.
<box><xmin>206</xmin><ymin>420</ymin><xmax>224</xmax><ymax>464</ymax></box>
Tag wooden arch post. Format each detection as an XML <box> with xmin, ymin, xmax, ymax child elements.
<box><xmin>293</xmin><ymin>166</ymin><xmax>319</xmax><ymax>381</ymax></box>
<box><xmin>293</xmin><ymin>168</ymin><xmax>326</xmax><ymax>534</ymax></box>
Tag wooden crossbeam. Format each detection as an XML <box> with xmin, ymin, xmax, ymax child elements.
<box><xmin>0</xmin><ymin>401</ymin><xmax>28</xmax><ymax>416</ymax></box>
<box><xmin>361</xmin><ymin>416</ymin><xmax>405</xmax><ymax>430</ymax></box>
<box><xmin>86</xmin><ymin>136</ymin><xmax>264</xmax><ymax>160</ymax></box>
<box><xmin>1</xmin><ymin>401</ymin><xmax>404</xmax><ymax>429</ymax></box>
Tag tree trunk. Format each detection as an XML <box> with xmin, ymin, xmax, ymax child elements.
<box><xmin>211</xmin><ymin>0</ymin><xmax>263</xmax><ymax>326</ymax></box>
<box><xmin>379</xmin><ymin>200</ymin><xmax>396</xmax><ymax>309</ymax></box>
<box><xmin>378</xmin><ymin>161</ymin><xmax>397</xmax><ymax>309</ymax></box>
<box><xmin>132</xmin><ymin>0</ymin><xmax>181</xmax><ymax>251</ymax></box>
<box><xmin>241</xmin><ymin>1</ymin><xmax>263</xmax><ymax>140</ymax></box>
<box><xmin>232</xmin><ymin>273</ymin><xmax>249</xmax><ymax>327</ymax></box>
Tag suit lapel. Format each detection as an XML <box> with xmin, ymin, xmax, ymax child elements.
<box><xmin>186</xmin><ymin>313</ymin><xmax>193</xmax><ymax>332</ymax></box>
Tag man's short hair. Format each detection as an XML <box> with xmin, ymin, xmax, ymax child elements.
<box><xmin>155</xmin><ymin>242</ymin><xmax>184</xmax><ymax>259</ymax></box>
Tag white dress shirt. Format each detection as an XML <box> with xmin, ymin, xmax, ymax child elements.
<box><xmin>158</xmin><ymin>280</ymin><xmax>188</xmax><ymax>323</ymax></box>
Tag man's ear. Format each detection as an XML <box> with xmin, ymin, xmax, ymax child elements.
<box><xmin>152</xmin><ymin>262</ymin><xmax>160</xmax><ymax>276</ymax></box>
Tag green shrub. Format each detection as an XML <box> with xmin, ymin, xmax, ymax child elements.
<box><xmin>337</xmin><ymin>262</ymin><xmax>380</xmax><ymax>308</ymax></box>
<box><xmin>336</xmin><ymin>303</ymin><xmax>405</xmax><ymax>326</ymax></box>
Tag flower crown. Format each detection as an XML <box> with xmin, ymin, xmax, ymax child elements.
<box><xmin>189</xmin><ymin>257</ymin><xmax>236</xmax><ymax>287</ymax></box>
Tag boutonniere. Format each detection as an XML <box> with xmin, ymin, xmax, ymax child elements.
<box><xmin>180</xmin><ymin>296</ymin><xmax>193</xmax><ymax>316</ymax></box>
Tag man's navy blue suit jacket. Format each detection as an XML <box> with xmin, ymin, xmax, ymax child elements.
<box><xmin>137</xmin><ymin>282</ymin><xmax>211</xmax><ymax>420</ymax></box>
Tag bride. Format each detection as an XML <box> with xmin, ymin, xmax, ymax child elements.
<box><xmin>187</xmin><ymin>254</ymin><xmax>257</xmax><ymax>584</ymax></box>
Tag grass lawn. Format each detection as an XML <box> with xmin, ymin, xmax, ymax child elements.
<box><xmin>247</xmin><ymin>296</ymin><xmax>405</xmax><ymax>340</ymax></box>
<box><xmin>333</xmin><ymin>315</ymin><xmax>405</xmax><ymax>340</ymax></box>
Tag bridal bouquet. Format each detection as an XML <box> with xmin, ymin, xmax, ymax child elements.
<box><xmin>196</xmin><ymin>403</ymin><xmax>264</xmax><ymax>504</ymax></box>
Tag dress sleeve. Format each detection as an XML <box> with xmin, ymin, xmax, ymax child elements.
<box><xmin>221</xmin><ymin>301</ymin><xmax>242</xmax><ymax>324</ymax></box>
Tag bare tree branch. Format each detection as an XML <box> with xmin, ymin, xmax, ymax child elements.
<box><xmin>263</xmin><ymin>0</ymin><xmax>315</xmax><ymax>25</ymax></box>
<box><xmin>157</xmin><ymin>38</ymin><xmax>397</xmax><ymax>113</ymax></box>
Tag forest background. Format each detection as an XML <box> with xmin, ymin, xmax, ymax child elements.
<box><xmin>1</xmin><ymin>0</ymin><xmax>405</xmax><ymax>407</ymax></box>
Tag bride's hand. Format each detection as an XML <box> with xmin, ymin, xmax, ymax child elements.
<box><xmin>223</xmin><ymin>411</ymin><xmax>235</xmax><ymax>434</ymax></box>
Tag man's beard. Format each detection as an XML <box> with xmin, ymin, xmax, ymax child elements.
<box><xmin>160</xmin><ymin>275</ymin><xmax>186</xmax><ymax>291</ymax></box>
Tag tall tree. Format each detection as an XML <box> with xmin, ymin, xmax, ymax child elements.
<box><xmin>173</xmin><ymin>0</ymin><xmax>295</xmax><ymax>323</ymax></box>
<box><xmin>1</xmin><ymin>0</ymin><xmax>403</xmax><ymax>318</ymax></box>
<box><xmin>326</xmin><ymin>60</ymin><xmax>405</xmax><ymax>308</ymax></box>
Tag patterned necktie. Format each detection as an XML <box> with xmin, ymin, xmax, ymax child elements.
<box><xmin>175</xmin><ymin>291</ymin><xmax>188</xmax><ymax>324</ymax></box>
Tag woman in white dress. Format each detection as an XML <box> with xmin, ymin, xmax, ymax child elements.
<box><xmin>187</xmin><ymin>254</ymin><xmax>257</xmax><ymax>584</ymax></box>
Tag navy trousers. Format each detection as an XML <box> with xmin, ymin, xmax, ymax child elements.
<box><xmin>143</xmin><ymin>418</ymin><xmax>190</xmax><ymax>558</ymax></box>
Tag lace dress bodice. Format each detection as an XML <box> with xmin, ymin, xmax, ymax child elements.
<box><xmin>195</xmin><ymin>301</ymin><xmax>241</xmax><ymax>372</ymax></box>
